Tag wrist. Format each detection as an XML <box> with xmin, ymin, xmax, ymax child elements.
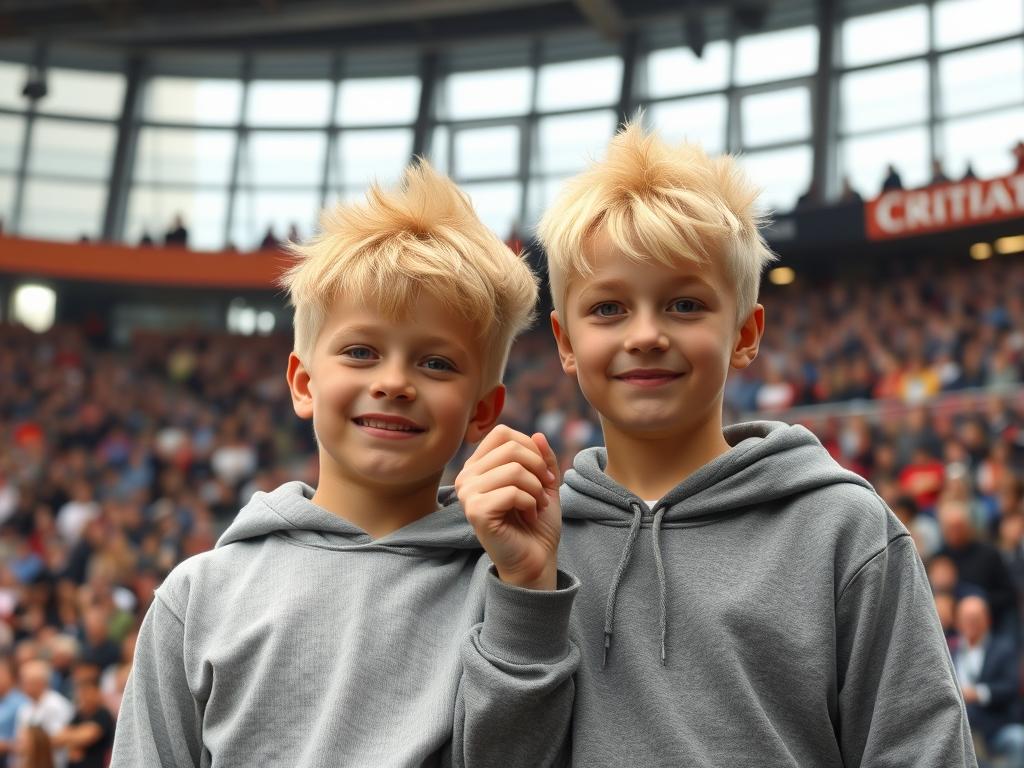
<box><xmin>496</xmin><ymin>562</ymin><xmax>558</xmax><ymax>591</ymax></box>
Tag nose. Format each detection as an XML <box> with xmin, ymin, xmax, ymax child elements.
<box><xmin>624</xmin><ymin>309</ymin><xmax>668</xmax><ymax>353</ymax></box>
<box><xmin>371</xmin><ymin>362</ymin><xmax>416</xmax><ymax>401</ymax></box>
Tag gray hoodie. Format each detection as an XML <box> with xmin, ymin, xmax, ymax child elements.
<box><xmin>111</xmin><ymin>481</ymin><xmax>579</xmax><ymax>768</ymax></box>
<box><xmin>558</xmin><ymin>421</ymin><xmax>976</xmax><ymax>767</ymax></box>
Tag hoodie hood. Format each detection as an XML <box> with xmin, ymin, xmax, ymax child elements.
<box><xmin>216</xmin><ymin>481</ymin><xmax>480</xmax><ymax>556</ymax></box>
<box><xmin>564</xmin><ymin>420</ymin><xmax>873</xmax><ymax>523</ymax></box>
<box><xmin>561</xmin><ymin>421</ymin><xmax>875</xmax><ymax>667</ymax></box>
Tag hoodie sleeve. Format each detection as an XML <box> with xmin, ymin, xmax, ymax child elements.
<box><xmin>453</xmin><ymin>567</ymin><xmax>580</xmax><ymax>768</ymax></box>
<box><xmin>109</xmin><ymin>591</ymin><xmax>204</xmax><ymax>768</ymax></box>
<box><xmin>835</xmin><ymin>532</ymin><xmax>976</xmax><ymax>767</ymax></box>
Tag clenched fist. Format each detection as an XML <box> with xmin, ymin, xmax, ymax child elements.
<box><xmin>455</xmin><ymin>425</ymin><xmax>561</xmax><ymax>591</ymax></box>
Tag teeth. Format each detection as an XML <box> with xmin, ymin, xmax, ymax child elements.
<box><xmin>357</xmin><ymin>418</ymin><xmax>419</xmax><ymax>431</ymax></box>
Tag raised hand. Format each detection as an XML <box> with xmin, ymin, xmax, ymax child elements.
<box><xmin>455</xmin><ymin>425</ymin><xmax>561</xmax><ymax>590</ymax></box>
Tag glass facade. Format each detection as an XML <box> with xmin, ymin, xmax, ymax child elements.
<box><xmin>0</xmin><ymin>0</ymin><xmax>1018</xmax><ymax>246</ymax></box>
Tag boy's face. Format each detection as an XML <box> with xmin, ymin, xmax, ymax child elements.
<box><xmin>287</xmin><ymin>293</ymin><xmax>502</xmax><ymax>493</ymax></box>
<box><xmin>551</xmin><ymin>230</ymin><xmax>762</xmax><ymax>442</ymax></box>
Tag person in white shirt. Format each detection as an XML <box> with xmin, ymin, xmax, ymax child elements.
<box><xmin>13</xmin><ymin>661</ymin><xmax>73</xmax><ymax>768</ymax></box>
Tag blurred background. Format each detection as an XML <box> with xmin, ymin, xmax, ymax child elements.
<box><xmin>0</xmin><ymin>0</ymin><xmax>1022</xmax><ymax>765</ymax></box>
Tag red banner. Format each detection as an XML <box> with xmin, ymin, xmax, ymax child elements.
<box><xmin>865</xmin><ymin>173</ymin><xmax>1024</xmax><ymax>240</ymax></box>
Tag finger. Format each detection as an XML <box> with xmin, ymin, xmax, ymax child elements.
<box><xmin>465</xmin><ymin>461</ymin><xmax>548</xmax><ymax>511</ymax></box>
<box><xmin>465</xmin><ymin>440</ymin><xmax>550</xmax><ymax>486</ymax></box>
<box><xmin>471</xmin><ymin>486</ymin><xmax>539</xmax><ymax>527</ymax></box>
<box><xmin>530</xmin><ymin>432</ymin><xmax>560</xmax><ymax>489</ymax></box>
<box><xmin>470</xmin><ymin>424</ymin><xmax>540</xmax><ymax>460</ymax></box>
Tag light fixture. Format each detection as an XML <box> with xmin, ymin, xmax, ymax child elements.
<box><xmin>768</xmin><ymin>267</ymin><xmax>795</xmax><ymax>285</ymax></box>
<box><xmin>12</xmin><ymin>283</ymin><xmax>56</xmax><ymax>333</ymax></box>
<box><xmin>970</xmin><ymin>243</ymin><xmax>993</xmax><ymax>261</ymax></box>
<box><xmin>994</xmin><ymin>235</ymin><xmax>1024</xmax><ymax>255</ymax></box>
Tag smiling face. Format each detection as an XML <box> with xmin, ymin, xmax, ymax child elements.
<box><xmin>288</xmin><ymin>292</ymin><xmax>502</xmax><ymax>497</ymax></box>
<box><xmin>552</xmin><ymin>229</ymin><xmax>762</xmax><ymax>446</ymax></box>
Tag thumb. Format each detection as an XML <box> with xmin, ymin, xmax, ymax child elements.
<box><xmin>531</xmin><ymin>432</ymin><xmax>560</xmax><ymax>491</ymax></box>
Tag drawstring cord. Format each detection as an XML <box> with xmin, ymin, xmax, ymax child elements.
<box><xmin>602</xmin><ymin>502</ymin><xmax>643</xmax><ymax>669</ymax></box>
<box><xmin>652</xmin><ymin>507</ymin><xmax>668</xmax><ymax>665</ymax></box>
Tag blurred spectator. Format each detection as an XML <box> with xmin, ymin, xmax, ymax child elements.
<box><xmin>259</xmin><ymin>227</ymin><xmax>279</xmax><ymax>251</ymax></box>
<box><xmin>15</xmin><ymin>726</ymin><xmax>54</xmax><ymax>768</ymax></box>
<box><xmin>51</xmin><ymin>667</ymin><xmax>114</xmax><ymax>768</ymax></box>
<box><xmin>963</xmin><ymin>162</ymin><xmax>978</xmax><ymax>182</ymax></box>
<box><xmin>163</xmin><ymin>215</ymin><xmax>188</xmax><ymax>248</ymax></box>
<box><xmin>839</xmin><ymin>177</ymin><xmax>863</xmax><ymax>204</ymax></box>
<box><xmin>931</xmin><ymin>159</ymin><xmax>950</xmax><ymax>185</ymax></box>
<box><xmin>13</xmin><ymin>661</ymin><xmax>72</xmax><ymax>768</ymax></box>
<box><xmin>0</xmin><ymin>657</ymin><xmax>28</xmax><ymax>768</ymax></box>
<box><xmin>286</xmin><ymin>223</ymin><xmax>301</xmax><ymax>244</ymax></box>
<box><xmin>953</xmin><ymin>595</ymin><xmax>1024</xmax><ymax>767</ymax></box>
<box><xmin>1014</xmin><ymin>141</ymin><xmax>1024</xmax><ymax>174</ymax></box>
<box><xmin>881</xmin><ymin>163</ymin><xmax>904</xmax><ymax>191</ymax></box>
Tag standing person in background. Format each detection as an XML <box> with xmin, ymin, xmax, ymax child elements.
<box><xmin>51</xmin><ymin>668</ymin><xmax>114</xmax><ymax>768</ymax></box>
<box><xmin>13</xmin><ymin>662</ymin><xmax>71</xmax><ymax>768</ymax></box>
<box><xmin>0</xmin><ymin>658</ymin><xmax>29</xmax><ymax>768</ymax></box>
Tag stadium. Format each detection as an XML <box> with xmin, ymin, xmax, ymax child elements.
<box><xmin>0</xmin><ymin>0</ymin><xmax>1022</xmax><ymax>765</ymax></box>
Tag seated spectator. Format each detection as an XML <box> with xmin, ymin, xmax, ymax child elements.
<box><xmin>839</xmin><ymin>176</ymin><xmax>863</xmax><ymax>204</ymax></box>
<box><xmin>14</xmin><ymin>661</ymin><xmax>72</xmax><ymax>768</ymax></box>
<box><xmin>953</xmin><ymin>595</ymin><xmax>1024</xmax><ymax>767</ymax></box>
<box><xmin>259</xmin><ymin>226</ymin><xmax>279</xmax><ymax>251</ymax></box>
<box><xmin>931</xmin><ymin>159</ymin><xmax>950</xmax><ymax>185</ymax></box>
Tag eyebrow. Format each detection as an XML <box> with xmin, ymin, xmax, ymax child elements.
<box><xmin>580</xmin><ymin>274</ymin><xmax>715</xmax><ymax>295</ymax></box>
<box><xmin>325</xmin><ymin>325</ymin><xmax>471</xmax><ymax>354</ymax></box>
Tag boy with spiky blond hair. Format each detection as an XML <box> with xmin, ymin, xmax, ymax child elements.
<box><xmin>112</xmin><ymin>161</ymin><xmax>578</xmax><ymax>768</ymax></box>
<box><xmin>457</xmin><ymin>123</ymin><xmax>975</xmax><ymax>765</ymax></box>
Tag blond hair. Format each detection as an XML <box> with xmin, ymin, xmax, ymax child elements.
<box><xmin>279</xmin><ymin>160</ymin><xmax>538</xmax><ymax>388</ymax></box>
<box><xmin>537</xmin><ymin>120</ymin><xmax>775</xmax><ymax>323</ymax></box>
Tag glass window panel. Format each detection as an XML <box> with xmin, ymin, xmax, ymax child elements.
<box><xmin>338</xmin><ymin>77</ymin><xmax>420</xmax><ymax>126</ymax></box>
<box><xmin>442</xmin><ymin>67</ymin><xmax>533</xmax><ymax>120</ymax></box>
<box><xmin>841</xmin><ymin>5</ymin><xmax>929</xmax><ymax>68</ymax></box>
<box><xmin>29</xmin><ymin>118</ymin><xmax>115</xmax><ymax>179</ymax></box>
<box><xmin>0</xmin><ymin>61</ymin><xmax>26</xmax><ymax>110</ymax></box>
<box><xmin>335</xmin><ymin>129</ymin><xmax>412</xmax><ymax>188</ymax></box>
<box><xmin>938</xmin><ymin>42</ymin><xmax>1024</xmax><ymax>117</ymax></box>
<box><xmin>144</xmin><ymin>76</ymin><xmax>243</xmax><ymax>126</ymax></box>
<box><xmin>534</xmin><ymin>110</ymin><xmax>616</xmax><ymax>174</ymax></box>
<box><xmin>453</xmin><ymin>125</ymin><xmax>519</xmax><ymax>180</ymax></box>
<box><xmin>537</xmin><ymin>57</ymin><xmax>622</xmax><ymax>111</ymax></box>
<box><xmin>738</xmin><ymin>145</ymin><xmax>813</xmax><ymax>212</ymax></box>
<box><xmin>231</xmin><ymin>188</ymin><xmax>321</xmax><ymax>250</ymax></box>
<box><xmin>241</xmin><ymin>131</ymin><xmax>327</xmax><ymax>187</ymax></box>
<box><xmin>735</xmin><ymin>26</ymin><xmax>818</xmax><ymax>86</ymax></box>
<box><xmin>0</xmin><ymin>173</ymin><xmax>15</xmax><ymax>225</ymax></box>
<box><xmin>839</xmin><ymin>127</ymin><xmax>930</xmax><ymax>198</ymax></box>
<box><xmin>38</xmin><ymin>67</ymin><xmax>125</xmax><ymax>119</ymax></box>
<box><xmin>430</xmin><ymin>126</ymin><xmax>450</xmax><ymax>174</ymax></box>
<box><xmin>840</xmin><ymin>61</ymin><xmax>929</xmax><ymax>133</ymax></box>
<box><xmin>461</xmin><ymin>181</ymin><xmax>522</xmax><ymax>240</ymax></box>
<box><xmin>942</xmin><ymin>108</ymin><xmax>1024</xmax><ymax>178</ymax></box>
<box><xmin>246</xmin><ymin>80</ymin><xmax>332</xmax><ymax>126</ymax></box>
<box><xmin>526</xmin><ymin>175</ymin><xmax>569</xmax><ymax>225</ymax></box>
<box><xmin>741</xmin><ymin>88</ymin><xmax>810</xmax><ymax>147</ymax></box>
<box><xmin>20</xmin><ymin>179</ymin><xmax>105</xmax><ymax>241</ymax></box>
<box><xmin>645</xmin><ymin>40</ymin><xmax>730</xmax><ymax>98</ymax></box>
<box><xmin>125</xmin><ymin>187</ymin><xmax>229</xmax><ymax>250</ymax></box>
<box><xmin>934</xmin><ymin>0</ymin><xmax>1023</xmax><ymax>50</ymax></box>
<box><xmin>649</xmin><ymin>95</ymin><xmax>727</xmax><ymax>154</ymax></box>
<box><xmin>0</xmin><ymin>114</ymin><xmax>23</xmax><ymax>172</ymax></box>
<box><xmin>134</xmin><ymin>127</ymin><xmax>236</xmax><ymax>186</ymax></box>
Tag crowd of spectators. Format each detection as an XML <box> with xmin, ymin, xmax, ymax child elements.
<box><xmin>0</xmin><ymin>253</ymin><xmax>1023</xmax><ymax>765</ymax></box>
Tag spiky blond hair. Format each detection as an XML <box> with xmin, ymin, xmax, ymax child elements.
<box><xmin>279</xmin><ymin>160</ymin><xmax>538</xmax><ymax>388</ymax></box>
<box><xmin>537</xmin><ymin>121</ymin><xmax>775</xmax><ymax>323</ymax></box>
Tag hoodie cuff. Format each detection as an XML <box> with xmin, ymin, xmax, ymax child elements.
<box><xmin>478</xmin><ymin>566</ymin><xmax>579</xmax><ymax>665</ymax></box>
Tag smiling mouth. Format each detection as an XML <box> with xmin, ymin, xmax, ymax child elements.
<box><xmin>352</xmin><ymin>417</ymin><xmax>426</xmax><ymax>433</ymax></box>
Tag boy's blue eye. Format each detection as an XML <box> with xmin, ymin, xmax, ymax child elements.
<box><xmin>342</xmin><ymin>346</ymin><xmax>376</xmax><ymax>360</ymax></box>
<box><xmin>423</xmin><ymin>357</ymin><xmax>456</xmax><ymax>372</ymax></box>
<box><xmin>592</xmin><ymin>302</ymin><xmax>623</xmax><ymax>317</ymax></box>
<box><xmin>670</xmin><ymin>299</ymin><xmax>702</xmax><ymax>313</ymax></box>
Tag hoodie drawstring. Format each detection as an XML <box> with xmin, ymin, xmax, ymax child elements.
<box><xmin>603</xmin><ymin>502</ymin><xmax>643</xmax><ymax>668</ymax></box>
<box><xmin>652</xmin><ymin>507</ymin><xmax>668</xmax><ymax>665</ymax></box>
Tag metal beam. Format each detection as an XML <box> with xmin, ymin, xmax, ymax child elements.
<box><xmin>572</xmin><ymin>0</ymin><xmax>624</xmax><ymax>40</ymax></box>
<box><xmin>102</xmin><ymin>54</ymin><xmax>142</xmax><ymax>242</ymax></box>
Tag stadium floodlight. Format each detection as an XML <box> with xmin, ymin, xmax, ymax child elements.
<box><xmin>970</xmin><ymin>243</ymin><xmax>993</xmax><ymax>260</ymax></box>
<box><xmin>11</xmin><ymin>283</ymin><xmax>56</xmax><ymax>333</ymax></box>
<box><xmin>994</xmin><ymin>235</ymin><xmax>1024</xmax><ymax>255</ymax></box>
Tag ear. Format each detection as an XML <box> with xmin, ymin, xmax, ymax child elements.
<box><xmin>286</xmin><ymin>352</ymin><xmax>315</xmax><ymax>420</ymax></box>
<box><xmin>731</xmin><ymin>304</ymin><xmax>764</xmax><ymax>370</ymax></box>
<box><xmin>464</xmin><ymin>384</ymin><xmax>506</xmax><ymax>444</ymax></box>
<box><xmin>550</xmin><ymin>310</ymin><xmax>577</xmax><ymax>375</ymax></box>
